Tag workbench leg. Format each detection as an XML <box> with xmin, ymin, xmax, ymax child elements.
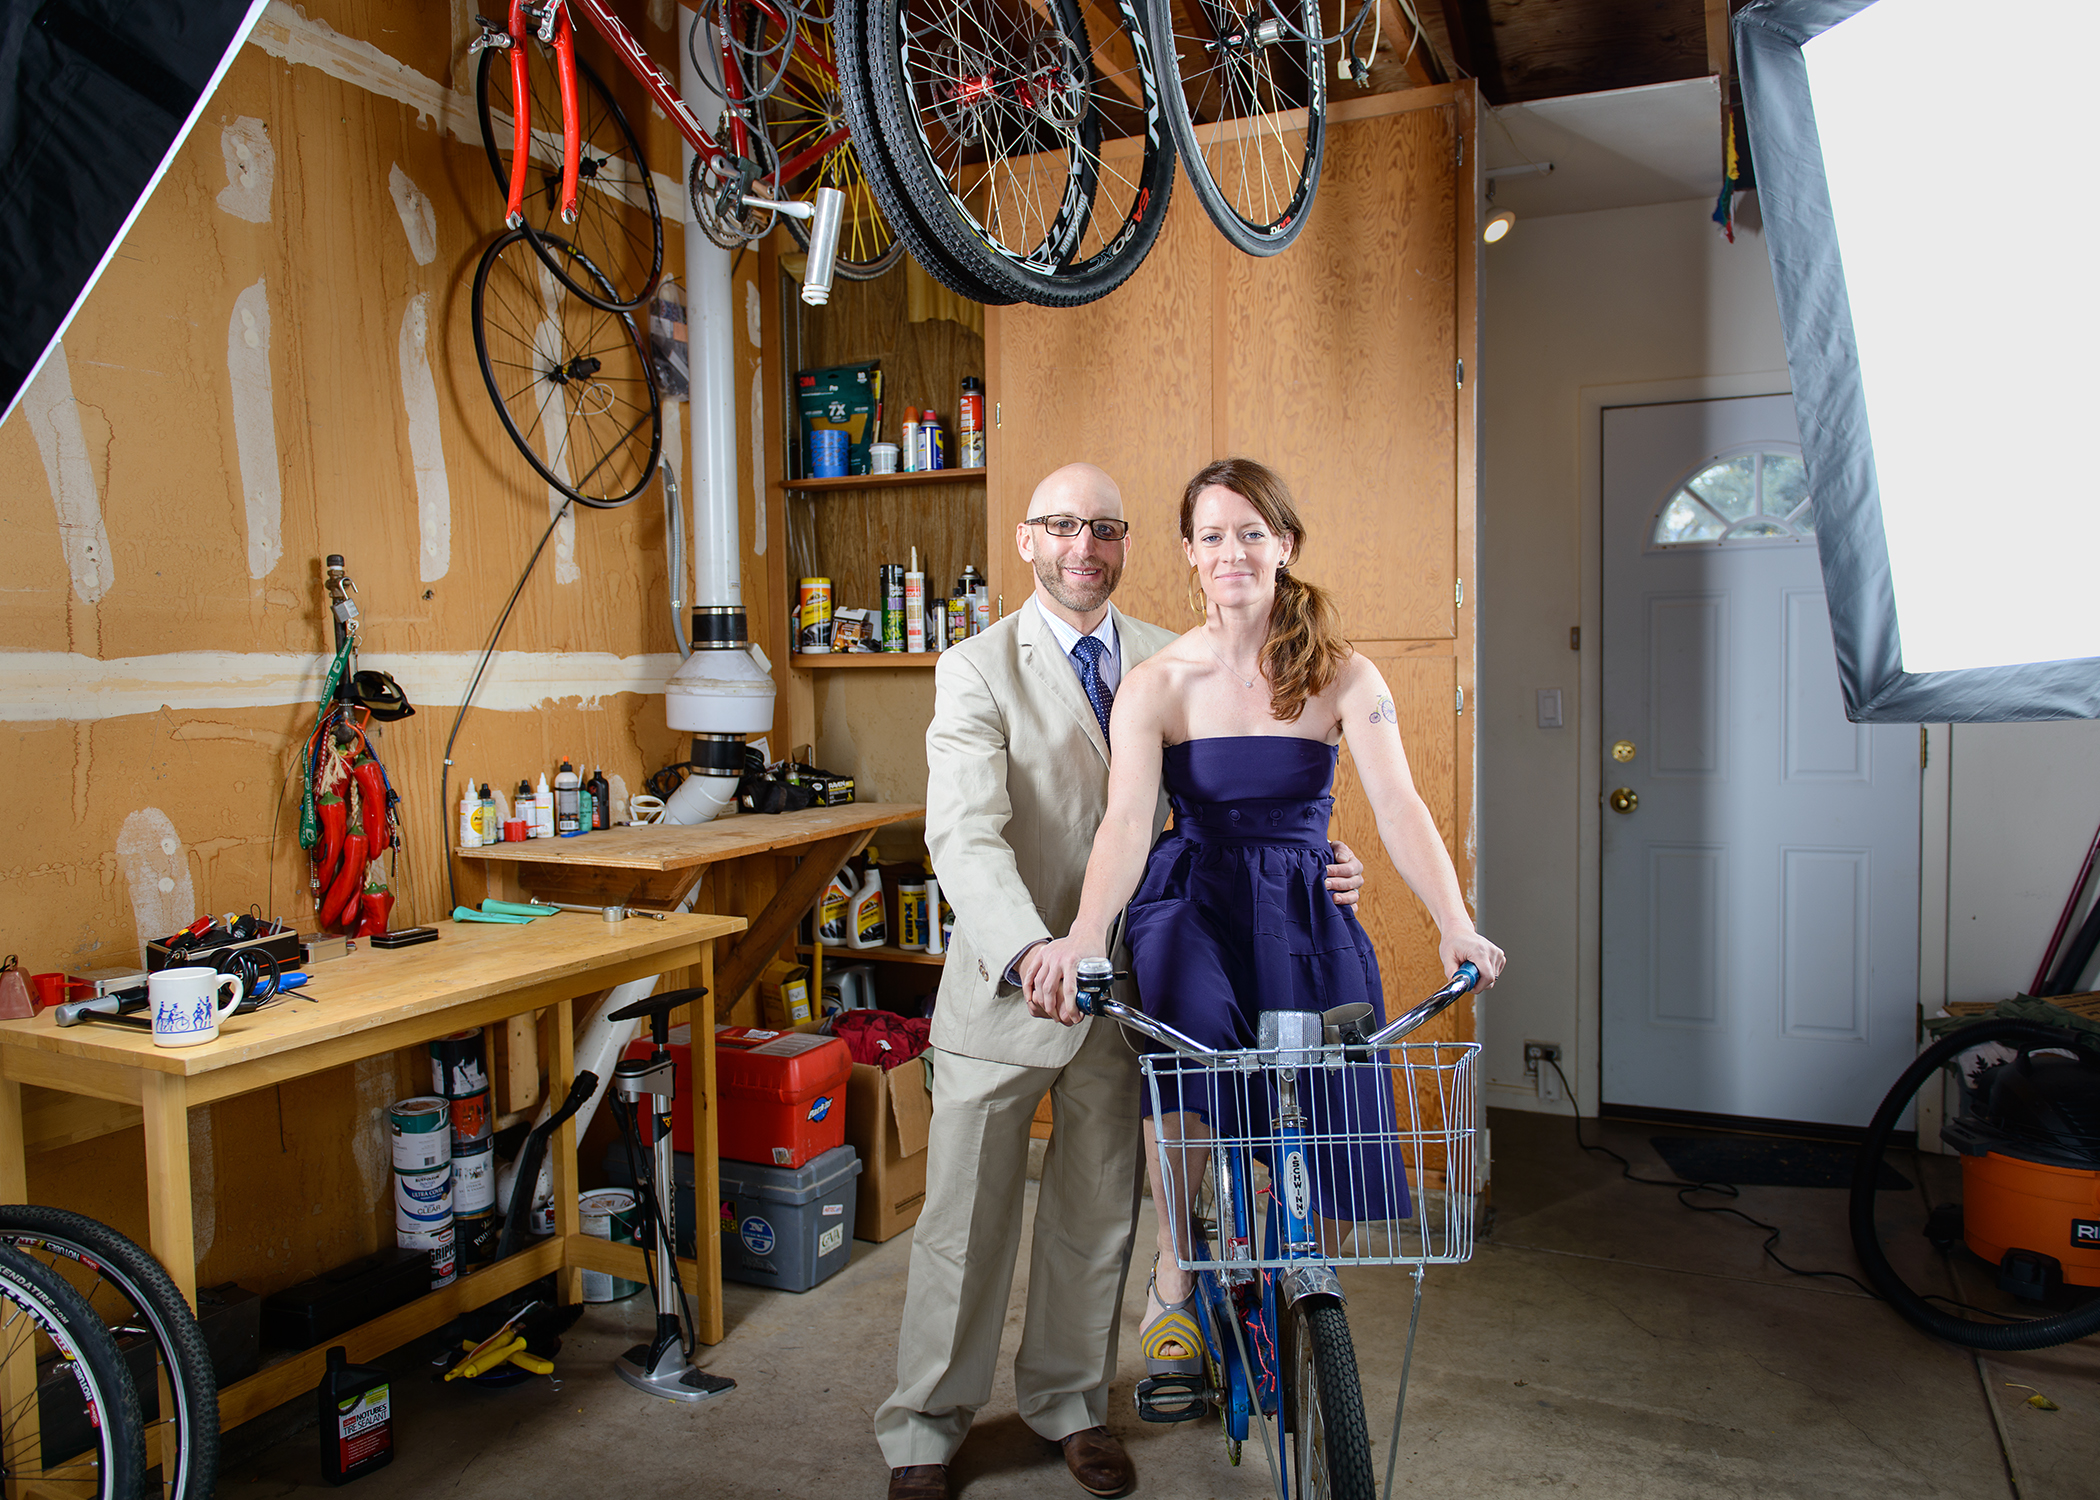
<box><xmin>547</xmin><ymin>1000</ymin><xmax>584</xmax><ymax>1307</ymax></box>
<box><xmin>0</xmin><ymin>1076</ymin><xmax>40</xmax><ymax>1480</ymax></box>
<box><xmin>691</xmin><ymin>944</ymin><xmax>723</xmax><ymax>1345</ymax></box>
<box><xmin>140</xmin><ymin>1073</ymin><xmax>198</xmax><ymax>1310</ymax></box>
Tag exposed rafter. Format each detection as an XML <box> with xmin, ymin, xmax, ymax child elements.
<box><xmin>1436</xmin><ymin>0</ymin><xmax>1505</xmax><ymax>103</ymax></box>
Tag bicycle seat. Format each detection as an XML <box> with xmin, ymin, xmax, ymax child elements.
<box><xmin>607</xmin><ymin>986</ymin><xmax>707</xmax><ymax>1024</ymax></box>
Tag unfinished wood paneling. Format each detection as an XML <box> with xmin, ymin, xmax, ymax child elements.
<box><xmin>1221</xmin><ymin>107</ymin><xmax>1458</xmax><ymax>645</ymax></box>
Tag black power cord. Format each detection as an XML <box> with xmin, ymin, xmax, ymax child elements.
<box><xmin>439</xmin><ymin>499</ymin><xmax>574</xmax><ymax>913</ymax></box>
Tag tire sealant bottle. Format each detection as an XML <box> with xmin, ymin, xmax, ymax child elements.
<box><xmin>555</xmin><ymin>760</ymin><xmax>581</xmax><ymax>836</ymax></box>
<box><xmin>535</xmin><ymin>773</ymin><xmax>555</xmax><ymax>839</ymax></box>
<box><xmin>317</xmin><ymin>1345</ymin><xmax>393</xmax><ymax>1484</ymax></box>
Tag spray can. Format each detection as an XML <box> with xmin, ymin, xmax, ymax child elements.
<box><xmin>905</xmin><ymin>548</ymin><xmax>926</xmax><ymax>653</ymax></box>
<box><xmin>959</xmin><ymin>377</ymin><xmax>985</xmax><ymax>469</ymax></box>
<box><xmin>900</xmin><ymin>409</ymin><xmax>919</xmax><ymax>473</ymax></box>
<box><xmin>920</xmin><ymin>411</ymin><xmax>945</xmax><ymax>472</ymax></box>
<box><xmin>881</xmin><ymin>565</ymin><xmax>905</xmax><ymax>653</ymax></box>
<box><xmin>961</xmin><ymin>565</ymin><xmax>990</xmax><ymax>635</ymax></box>
<box><xmin>317</xmin><ymin>1346</ymin><xmax>394</xmax><ymax>1485</ymax></box>
<box><xmin>555</xmin><ymin>761</ymin><xmax>581</xmax><ymax>835</ymax></box>
<box><xmin>797</xmin><ymin>578</ymin><xmax>833</xmax><ymax>653</ymax></box>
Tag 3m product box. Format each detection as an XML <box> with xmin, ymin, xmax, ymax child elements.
<box><xmin>845</xmin><ymin>1058</ymin><xmax>934</xmax><ymax>1241</ymax></box>
<box><xmin>795</xmin><ymin>361</ymin><xmax>878</xmax><ymax>476</ymax></box>
<box><xmin>622</xmin><ymin>1025</ymin><xmax>851</xmax><ymax>1167</ymax></box>
<box><xmin>602</xmin><ymin>1144</ymin><xmax>862</xmax><ymax>1292</ymax></box>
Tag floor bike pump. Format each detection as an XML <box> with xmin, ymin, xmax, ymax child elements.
<box><xmin>606</xmin><ymin>988</ymin><xmax>734</xmax><ymax>1402</ymax></box>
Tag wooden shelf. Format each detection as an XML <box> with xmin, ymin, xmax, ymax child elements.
<box><xmin>800</xmin><ymin>942</ymin><xmax>945</xmax><ymax>967</ymax></box>
<box><xmin>783</xmin><ymin>469</ymin><xmax>983</xmax><ymax>494</ymax></box>
<box><xmin>793</xmin><ymin>652</ymin><xmax>941</xmax><ymax>670</ymax></box>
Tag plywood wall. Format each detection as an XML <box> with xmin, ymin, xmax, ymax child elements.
<box><xmin>989</xmin><ymin>87</ymin><xmax>1480</xmax><ymax>1040</ymax></box>
<box><xmin>0</xmin><ymin>0</ymin><xmax>774</xmax><ymax>1296</ymax></box>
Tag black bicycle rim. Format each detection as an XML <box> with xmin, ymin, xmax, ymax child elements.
<box><xmin>0</xmin><ymin>1243</ymin><xmax>147</xmax><ymax>1499</ymax></box>
<box><xmin>1145</xmin><ymin>0</ymin><xmax>1324</xmax><ymax>255</ymax></box>
<box><xmin>472</xmin><ymin>228</ymin><xmax>663</xmax><ymax>509</ymax></box>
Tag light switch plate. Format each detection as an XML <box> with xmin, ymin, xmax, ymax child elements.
<box><xmin>1536</xmin><ymin>688</ymin><xmax>1563</xmax><ymax>729</ymax></box>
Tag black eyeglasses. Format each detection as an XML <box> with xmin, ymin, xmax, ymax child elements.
<box><xmin>1025</xmin><ymin>515</ymin><xmax>1130</xmax><ymax>541</ymax></box>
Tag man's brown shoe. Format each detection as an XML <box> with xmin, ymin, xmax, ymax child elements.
<box><xmin>888</xmin><ymin>1465</ymin><xmax>948</xmax><ymax>1500</ymax></box>
<box><xmin>1058</xmin><ymin>1426</ymin><xmax>1135</xmax><ymax>1498</ymax></box>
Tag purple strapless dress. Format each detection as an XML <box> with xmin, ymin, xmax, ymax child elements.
<box><xmin>1123</xmin><ymin>737</ymin><xmax>1407</xmax><ymax>1220</ymax></box>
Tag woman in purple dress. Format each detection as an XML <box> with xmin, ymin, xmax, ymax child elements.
<box><xmin>1027</xmin><ymin>457</ymin><xmax>1505</xmax><ymax>1387</ymax></box>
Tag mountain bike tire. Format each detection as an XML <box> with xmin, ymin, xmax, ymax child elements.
<box><xmin>1144</xmin><ymin>0</ymin><xmax>1325</xmax><ymax>256</ymax></box>
<box><xmin>847</xmin><ymin>0</ymin><xmax>1174</xmax><ymax>306</ymax></box>
<box><xmin>1282</xmin><ymin>1299</ymin><xmax>1375</xmax><ymax>1500</ymax></box>
<box><xmin>478</xmin><ymin>42</ymin><xmax>666</xmax><ymax>314</ymax></box>
<box><xmin>0</xmin><ymin>1242</ymin><xmax>148</xmax><ymax>1499</ymax></box>
<box><xmin>749</xmin><ymin>0</ymin><xmax>907</xmax><ymax>281</ymax></box>
<box><xmin>473</xmin><ymin>228</ymin><xmax>663</xmax><ymax>509</ymax></box>
<box><xmin>0</xmin><ymin>1207</ymin><xmax>218</xmax><ymax>1500</ymax></box>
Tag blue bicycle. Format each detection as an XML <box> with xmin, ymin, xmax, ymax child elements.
<box><xmin>1076</xmin><ymin>959</ymin><xmax>1481</xmax><ymax>1500</ymax></box>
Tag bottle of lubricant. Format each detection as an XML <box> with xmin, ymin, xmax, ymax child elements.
<box><xmin>317</xmin><ymin>1346</ymin><xmax>393</xmax><ymax>1485</ymax></box>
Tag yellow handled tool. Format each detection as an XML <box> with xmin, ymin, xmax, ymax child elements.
<box><xmin>445</xmin><ymin>1335</ymin><xmax>525</xmax><ymax>1381</ymax></box>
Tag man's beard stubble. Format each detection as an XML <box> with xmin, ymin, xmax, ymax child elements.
<box><xmin>1033</xmin><ymin>549</ymin><xmax>1123</xmax><ymax>614</ymax></box>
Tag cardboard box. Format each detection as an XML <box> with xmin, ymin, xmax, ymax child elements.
<box><xmin>845</xmin><ymin>1058</ymin><xmax>934</xmax><ymax>1241</ymax></box>
<box><xmin>760</xmin><ymin>959</ymin><xmax>813</xmax><ymax>1028</ymax></box>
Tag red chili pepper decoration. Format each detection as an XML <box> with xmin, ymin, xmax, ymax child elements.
<box><xmin>354</xmin><ymin>883</ymin><xmax>395</xmax><ymax>938</ymax></box>
<box><xmin>351</xmin><ymin>754</ymin><xmax>389</xmax><ymax>859</ymax></box>
<box><xmin>312</xmin><ymin>791</ymin><xmax>348</xmax><ymax>897</ymax></box>
<box><xmin>322</xmin><ymin>832</ymin><xmax>368</xmax><ymax>932</ymax></box>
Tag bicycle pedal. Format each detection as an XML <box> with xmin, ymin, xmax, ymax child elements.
<box><xmin>1136</xmin><ymin>1374</ymin><xmax>1209</xmax><ymax>1424</ymax></box>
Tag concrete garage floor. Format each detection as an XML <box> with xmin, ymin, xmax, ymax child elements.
<box><xmin>218</xmin><ymin>1110</ymin><xmax>2097</xmax><ymax>1498</ymax></box>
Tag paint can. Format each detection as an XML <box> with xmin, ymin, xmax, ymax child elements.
<box><xmin>448</xmin><ymin>1088</ymin><xmax>493</xmax><ymax>1145</ymax></box>
<box><xmin>389</xmin><ymin>1097</ymin><xmax>452</xmax><ymax>1171</ymax></box>
<box><xmin>579</xmin><ymin>1189</ymin><xmax>644</xmax><ymax>1303</ymax></box>
<box><xmin>393</xmin><ymin>1165</ymin><xmax>452</xmax><ymax>1226</ymax></box>
<box><xmin>454</xmin><ymin>1209</ymin><xmax>497</xmax><ymax>1269</ymax></box>
<box><xmin>395</xmin><ymin>1219</ymin><xmax>457</xmax><ymax>1289</ymax></box>
<box><xmin>429</xmin><ymin>1029</ymin><xmax>488</xmax><ymax>1099</ymax></box>
<box><xmin>451</xmin><ymin>1134</ymin><xmax>497</xmax><ymax>1215</ymax></box>
<box><xmin>797</xmin><ymin>578</ymin><xmax>833</xmax><ymax>653</ymax></box>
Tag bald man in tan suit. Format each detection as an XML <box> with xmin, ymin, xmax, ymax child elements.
<box><xmin>877</xmin><ymin>464</ymin><xmax>1358</xmax><ymax>1500</ymax></box>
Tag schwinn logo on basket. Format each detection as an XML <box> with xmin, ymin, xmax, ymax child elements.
<box><xmin>1283</xmin><ymin>1150</ymin><xmax>1312</xmax><ymax>1223</ymax></box>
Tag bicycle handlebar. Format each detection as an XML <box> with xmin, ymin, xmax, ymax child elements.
<box><xmin>1073</xmin><ymin>960</ymin><xmax>1479</xmax><ymax>1059</ymax></box>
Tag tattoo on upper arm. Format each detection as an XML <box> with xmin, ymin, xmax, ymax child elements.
<box><xmin>1369</xmin><ymin>695</ymin><xmax>1397</xmax><ymax>725</ymax></box>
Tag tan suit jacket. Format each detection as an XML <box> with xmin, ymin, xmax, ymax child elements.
<box><xmin>925</xmin><ymin>596</ymin><xmax>1178</xmax><ymax>1068</ymax></box>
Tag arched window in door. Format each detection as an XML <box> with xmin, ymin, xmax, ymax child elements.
<box><xmin>1650</xmin><ymin>446</ymin><xmax>1816</xmax><ymax>548</ymax></box>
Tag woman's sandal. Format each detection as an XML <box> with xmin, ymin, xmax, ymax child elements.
<box><xmin>1135</xmin><ymin>1264</ymin><xmax>1208</xmax><ymax>1422</ymax></box>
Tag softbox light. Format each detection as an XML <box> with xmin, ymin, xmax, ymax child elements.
<box><xmin>1736</xmin><ymin>0</ymin><xmax>2100</xmax><ymax>721</ymax></box>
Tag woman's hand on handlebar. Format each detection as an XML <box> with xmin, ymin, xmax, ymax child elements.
<box><xmin>1022</xmin><ymin>933</ymin><xmax>1106</xmax><ymax>1027</ymax></box>
<box><xmin>1440</xmin><ymin>927</ymin><xmax>1505</xmax><ymax>988</ymax></box>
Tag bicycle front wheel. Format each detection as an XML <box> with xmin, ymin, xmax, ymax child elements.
<box><xmin>478</xmin><ymin>40</ymin><xmax>665</xmax><ymax>313</ymax></box>
<box><xmin>1145</xmin><ymin>0</ymin><xmax>1326</xmax><ymax>255</ymax></box>
<box><xmin>0</xmin><ymin>1207</ymin><xmax>217</xmax><ymax>1500</ymax></box>
<box><xmin>473</xmin><ymin>228</ymin><xmax>663</xmax><ymax>510</ymax></box>
<box><xmin>0</xmin><ymin>1242</ymin><xmax>147</xmax><ymax>1499</ymax></box>
<box><xmin>1282</xmin><ymin>1299</ymin><xmax>1374</xmax><ymax>1500</ymax></box>
<box><xmin>848</xmin><ymin>0</ymin><xmax>1175</xmax><ymax>306</ymax></box>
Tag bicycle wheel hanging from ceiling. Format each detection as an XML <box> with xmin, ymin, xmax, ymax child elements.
<box><xmin>744</xmin><ymin>0</ymin><xmax>906</xmax><ymax>280</ymax></box>
<box><xmin>472</xmin><ymin>227</ymin><xmax>663</xmax><ymax>509</ymax></box>
<box><xmin>477</xmin><ymin>34</ymin><xmax>666</xmax><ymax>314</ymax></box>
<box><xmin>1144</xmin><ymin>0</ymin><xmax>1326</xmax><ymax>256</ymax></box>
<box><xmin>837</xmin><ymin>0</ymin><xmax>1176</xmax><ymax>307</ymax></box>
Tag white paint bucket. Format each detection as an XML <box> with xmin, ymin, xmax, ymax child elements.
<box><xmin>389</xmin><ymin>1097</ymin><xmax>452</xmax><ymax>1171</ymax></box>
<box><xmin>579</xmin><ymin>1189</ymin><xmax>643</xmax><ymax>1303</ymax></box>
<box><xmin>396</xmin><ymin>1218</ymin><xmax>457</xmax><ymax>1289</ymax></box>
<box><xmin>451</xmin><ymin>1136</ymin><xmax>496</xmax><ymax>1214</ymax></box>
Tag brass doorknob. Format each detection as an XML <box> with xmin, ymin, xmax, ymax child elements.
<box><xmin>1609</xmin><ymin>788</ymin><xmax>1638</xmax><ymax>814</ymax></box>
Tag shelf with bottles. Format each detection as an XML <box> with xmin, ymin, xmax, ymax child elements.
<box><xmin>782</xmin><ymin>469</ymin><xmax>982</xmax><ymax>495</ymax></box>
<box><xmin>799</xmin><ymin>941</ymin><xmax>944</xmax><ymax>967</ymax></box>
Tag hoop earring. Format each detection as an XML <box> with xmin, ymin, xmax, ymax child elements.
<box><xmin>1188</xmin><ymin>566</ymin><xmax>1206</xmax><ymax>619</ymax></box>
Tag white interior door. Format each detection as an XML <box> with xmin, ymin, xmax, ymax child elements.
<box><xmin>1600</xmin><ymin>396</ymin><xmax>1919</xmax><ymax>1128</ymax></box>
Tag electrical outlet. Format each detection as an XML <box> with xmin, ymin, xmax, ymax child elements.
<box><xmin>1522</xmin><ymin>1041</ymin><xmax>1560</xmax><ymax>1077</ymax></box>
<box><xmin>1524</xmin><ymin>1042</ymin><xmax>1563</xmax><ymax>1104</ymax></box>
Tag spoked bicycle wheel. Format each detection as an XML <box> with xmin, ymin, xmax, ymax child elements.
<box><xmin>1282</xmin><ymin>1299</ymin><xmax>1375</xmax><ymax>1500</ymax></box>
<box><xmin>1145</xmin><ymin>0</ymin><xmax>1326</xmax><ymax>255</ymax></box>
<box><xmin>0</xmin><ymin>1241</ymin><xmax>147</xmax><ymax>1499</ymax></box>
<box><xmin>473</xmin><ymin>228</ymin><xmax>663</xmax><ymax>509</ymax></box>
<box><xmin>841</xmin><ymin>0</ymin><xmax>1175</xmax><ymax>306</ymax></box>
<box><xmin>477</xmin><ymin>37</ymin><xmax>666</xmax><ymax>313</ymax></box>
<box><xmin>0</xmin><ymin>1208</ymin><xmax>217</xmax><ymax>1500</ymax></box>
<box><xmin>747</xmin><ymin>0</ymin><xmax>905</xmax><ymax>280</ymax></box>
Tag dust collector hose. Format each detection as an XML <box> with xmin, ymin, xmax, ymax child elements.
<box><xmin>1849</xmin><ymin>1019</ymin><xmax>2100</xmax><ymax>1350</ymax></box>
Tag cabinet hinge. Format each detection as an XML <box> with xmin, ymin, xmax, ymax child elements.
<box><xmin>995</xmin><ymin>402</ymin><xmax>1002</xmax><ymax>429</ymax></box>
<box><xmin>1455</xmin><ymin>134</ymin><xmax>1464</xmax><ymax>167</ymax></box>
<box><xmin>1920</xmin><ymin>725</ymin><xmax>1929</xmax><ymax>769</ymax></box>
<box><xmin>1456</xmin><ymin>687</ymin><xmax>1464</xmax><ymax>715</ymax></box>
<box><xmin>1456</xmin><ymin>358</ymin><xmax>1464</xmax><ymax>388</ymax></box>
<box><xmin>1455</xmin><ymin>578</ymin><xmax>1463</xmax><ymax>608</ymax></box>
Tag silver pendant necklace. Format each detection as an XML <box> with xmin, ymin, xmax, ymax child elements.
<box><xmin>1206</xmin><ymin>637</ymin><xmax>1258</xmax><ymax>689</ymax></box>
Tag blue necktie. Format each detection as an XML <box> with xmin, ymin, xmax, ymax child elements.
<box><xmin>1071</xmin><ymin>635</ymin><xmax>1114</xmax><ymax>742</ymax></box>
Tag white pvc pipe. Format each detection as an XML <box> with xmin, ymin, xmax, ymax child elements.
<box><xmin>682</xmin><ymin>2</ymin><xmax>741</xmax><ymax>613</ymax></box>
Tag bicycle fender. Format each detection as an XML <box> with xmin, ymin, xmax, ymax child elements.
<box><xmin>1280</xmin><ymin>1263</ymin><xmax>1345</xmax><ymax>1311</ymax></box>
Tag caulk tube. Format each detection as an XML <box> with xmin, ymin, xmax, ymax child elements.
<box><xmin>905</xmin><ymin>546</ymin><xmax>926</xmax><ymax>653</ymax></box>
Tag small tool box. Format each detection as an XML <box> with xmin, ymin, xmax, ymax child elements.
<box><xmin>622</xmin><ymin>1025</ymin><xmax>852</xmax><ymax>1168</ymax></box>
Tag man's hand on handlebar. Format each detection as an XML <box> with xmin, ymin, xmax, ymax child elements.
<box><xmin>1021</xmin><ymin>934</ymin><xmax>1104</xmax><ymax>1027</ymax></box>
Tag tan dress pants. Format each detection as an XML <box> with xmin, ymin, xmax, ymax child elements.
<box><xmin>874</xmin><ymin>1018</ymin><xmax>1144</xmax><ymax>1467</ymax></box>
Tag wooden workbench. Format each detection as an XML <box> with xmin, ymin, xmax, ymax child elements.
<box><xmin>0</xmin><ymin>910</ymin><xmax>742</xmax><ymax>1429</ymax></box>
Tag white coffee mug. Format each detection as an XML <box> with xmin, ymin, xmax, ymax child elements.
<box><xmin>149</xmin><ymin>966</ymin><xmax>243</xmax><ymax>1048</ymax></box>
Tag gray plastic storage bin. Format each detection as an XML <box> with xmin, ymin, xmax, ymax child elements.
<box><xmin>606</xmin><ymin>1142</ymin><xmax>863</xmax><ymax>1292</ymax></box>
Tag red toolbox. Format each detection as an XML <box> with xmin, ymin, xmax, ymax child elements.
<box><xmin>623</xmin><ymin>1025</ymin><xmax>852</xmax><ymax>1169</ymax></box>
